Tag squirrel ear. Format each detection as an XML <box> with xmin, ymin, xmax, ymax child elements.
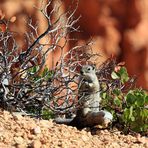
<box><xmin>92</xmin><ymin>65</ymin><xmax>95</xmax><ymax>70</ymax></box>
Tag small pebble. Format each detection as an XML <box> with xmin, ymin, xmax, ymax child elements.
<box><xmin>33</xmin><ymin>126</ymin><xmax>41</xmax><ymax>135</ymax></box>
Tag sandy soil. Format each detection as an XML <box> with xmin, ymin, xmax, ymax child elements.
<box><xmin>0</xmin><ymin>110</ymin><xmax>147</xmax><ymax>148</ymax></box>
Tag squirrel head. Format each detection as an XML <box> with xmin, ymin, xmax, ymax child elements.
<box><xmin>80</xmin><ymin>65</ymin><xmax>96</xmax><ymax>80</ymax></box>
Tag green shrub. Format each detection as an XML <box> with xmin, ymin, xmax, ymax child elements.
<box><xmin>28</xmin><ymin>66</ymin><xmax>54</xmax><ymax>82</ymax></box>
<box><xmin>101</xmin><ymin>65</ymin><xmax>148</xmax><ymax>134</ymax></box>
<box><xmin>41</xmin><ymin>108</ymin><xmax>55</xmax><ymax>120</ymax></box>
<box><xmin>122</xmin><ymin>89</ymin><xmax>148</xmax><ymax>132</ymax></box>
<box><xmin>25</xmin><ymin>66</ymin><xmax>54</xmax><ymax>118</ymax></box>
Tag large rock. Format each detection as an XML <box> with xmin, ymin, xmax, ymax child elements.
<box><xmin>0</xmin><ymin>0</ymin><xmax>147</xmax><ymax>89</ymax></box>
<box><xmin>63</xmin><ymin>0</ymin><xmax>148</xmax><ymax>89</ymax></box>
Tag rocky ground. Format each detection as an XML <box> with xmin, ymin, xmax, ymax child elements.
<box><xmin>0</xmin><ymin>110</ymin><xmax>147</xmax><ymax>148</ymax></box>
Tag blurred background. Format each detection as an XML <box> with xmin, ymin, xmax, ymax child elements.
<box><xmin>0</xmin><ymin>0</ymin><xmax>148</xmax><ymax>89</ymax></box>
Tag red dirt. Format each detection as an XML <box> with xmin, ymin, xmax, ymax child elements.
<box><xmin>0</xmin><ymin>110</ymin><xmax>147</xmax><ymax>148</ymax></box>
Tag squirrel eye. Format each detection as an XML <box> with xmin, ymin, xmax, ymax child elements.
<box><xmin>87</xmin><ymin>68</ymin><xmax>91</xmax><ymax>71</ymax></box>
<box><xmin>92</xmin><ymin>66</ymin><xmax>95</xmax><ymax>70</ymax></box>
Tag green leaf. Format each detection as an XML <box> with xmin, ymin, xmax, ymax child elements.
<box><xmin>28</xmin><ymin>66</ymin><xmax>39</xmax><ymax>74</ymax></box>
<box><xmin>102</xmin><ymin>92</ymin><xmax>107</xmax><ymax>99</ymax></box>
<box><xmin>114</xmin><ymin>97</ymin><xmax>121</xmax><ymax>106</ymax></box>
<box><xmin>129</xmin><ymin>106</ymin><xmax>133</xmax><ymax>119</ymax></box>
<box><xmin>140</xmin><ymin>109</ymin><xmax>148</xmax><ymax>121</ymax></box>
<box><xmin>145</xmin><ymin>96</ymin><xmax>148</xmax><ymax>104</ymax></box>
<box><xmin>120</xmin><ymin>67</ymin><xmax>129</xmax><ymax>83</ymax></box>
<box><xmin>113</xmin><ymin>89</ymin><xmax>121</xmax><ymax>96</ymax></box>
<box><xmin>42</xmin><ymin>109</ymin><xmax>54</xmax><ymax>119</ymax></box>
<box><xmin>126</xmin><ymin>93</ymin><xmax>136</xmax><ymax>106</ymax></box>
<box><xmin>111</xmin><ymin>71</ymin><xmax>120</xmax><ymax>79</ymax></box>
<box><xmin>126</xmin><ymin>89</ymin><xmax>148</xmax><ymax>107</ymax></box>
<box><xmin>41</xmin><ymin>66</ymin><xmax>53</xmax><ymax>81</ymax></box>
<box><xmin>131</xmin><ymin>116</ymin><xmax>135</xmax><ymax>122</ymax></box>
<box><xmin>136</xmin><ymin>96</ymin><xmax>145</xmax><ymax>107</ymax></box>
<box><xmin>118</xmin><ymin>67</ymin><xmax>126</xmax><ymax>74</ymax></box>
<box><xmin>114</xmin><ymin>67</ymin><xmax>129</xmax><ymax>84</ymax></box>
<box><xmin>123</xmin><ymin>108</ymin><xmax>130</xmax><ymax>122</ymax></box>
<box><xmin>42</xmin><ymin>66</ymin><xmax>49</xmax><ymax>77</ymax></box>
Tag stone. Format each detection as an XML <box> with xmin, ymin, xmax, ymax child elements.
<box><xmin>14</xmin><ymin>136</ymin><xmax>24</xmax><ymax>145</ymax></box>
<box><xmin>31</xmin><ymin>140</ymin><xmax>42</xmax><ymax>148</ymax></box>
<box><xmin>33</xmin><ymin>126</ymin><xmax>41</xmax><ymax>135</ymax></box>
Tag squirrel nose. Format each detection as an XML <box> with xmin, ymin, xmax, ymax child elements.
<box><xmin>80</xmin><ymin>70</ymin><xmax>84</xmax><ymax>75</ymax></box>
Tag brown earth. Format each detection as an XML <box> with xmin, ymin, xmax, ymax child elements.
<box><xmin>0</xmin><ymin>110</ymin><xmax>147</xmax><ymax>148</ymax></box>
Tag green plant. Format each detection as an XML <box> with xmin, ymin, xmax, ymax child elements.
<box><xmin>122</xmin><ymin>89</ymin><xmax>148</xmax><ymax>132</ymax></box>
<box><xmin>28</xmin><ymin>66</ymin><xmax>54</xmax><ymax>82</ymax></box>
<box><xmin>101</xmin><ymin>65</ymin><xmax>148</xmax><ymax>134</ymax></box>
<box><xmin>23</xmin><ymin>66</ymin><xmax>55</xmax><ymax>118</ymax></box>
<box><xmin>41</xmin><ymin>108</ymin><xmax>55</xmax><ymax>120</ymax></box>
<box><xmin>111</xmin><ymin>67</ymin><xmax>129</xmax><ymax>84</ymax></box>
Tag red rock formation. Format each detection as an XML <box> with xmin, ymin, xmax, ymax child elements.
<box><xmin>63</xmin><ymin>0</ymin><xmax>148</xmax><ymax>89</ymax></box>
<box><xmin>0</xmin><ymin>0</ymin><xmax>147</xmax><ymax>89</ymax></box>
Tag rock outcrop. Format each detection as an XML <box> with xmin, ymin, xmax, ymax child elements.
<box><xmin>64</xmin><ymin>0</ymin><xmax>148</xmax><ymax>89</ymax></box>
<box><xmin>0</xmin><ymin>0</ymin><xmax>147</xmax><ymax>89</ymax></box>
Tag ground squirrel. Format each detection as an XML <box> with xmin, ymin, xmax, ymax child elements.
<box><xmin>54</xmin><ymin>65</ymin><xmax>113</xmax><ymax>129</ymax></box>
